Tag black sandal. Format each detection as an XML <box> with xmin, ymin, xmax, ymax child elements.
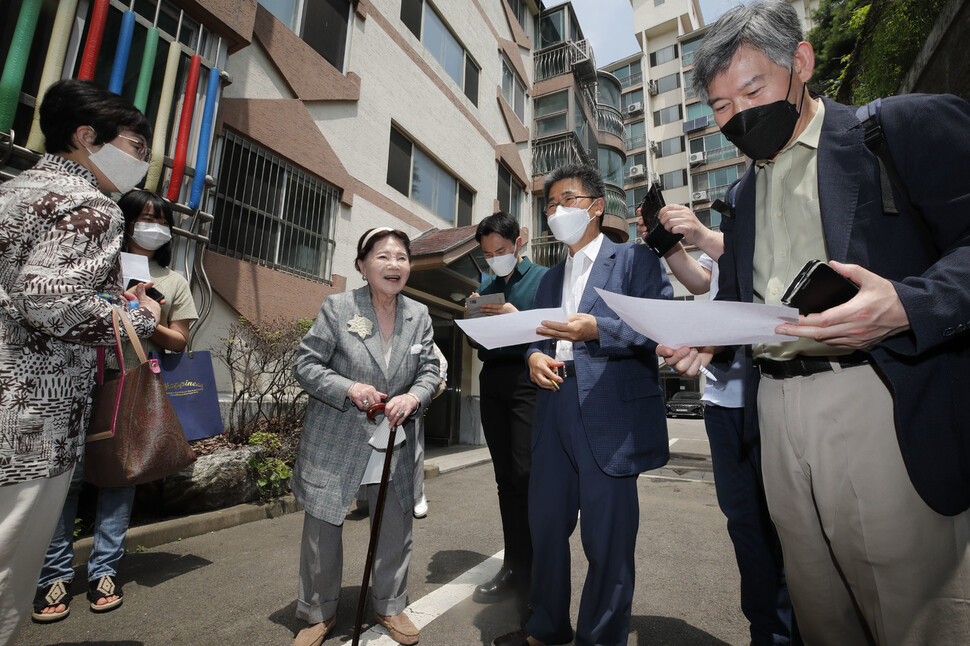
<box><xmin>31</xmin><ymin>580</ymin><xmax>72</xmax><ymax>623</ymax></box>
<box><xmin>87</xmin><ymin>575</ymin><xmax>124</xmax><ymax>613</ymax></box>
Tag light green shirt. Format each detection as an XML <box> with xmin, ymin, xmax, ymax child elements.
<box><xmin>752</xmin><ymin>99</ymin><xmax>844</xmax><ymax>360</ymax></box>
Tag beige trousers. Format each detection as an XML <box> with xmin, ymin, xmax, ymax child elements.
<box><xmin>0</xmin><ymin>469</ymin><xmax>73</xmax><ymax>646</ymax></box>
<box><xmin>758</xmin><ymin>363</ymin><xmax>970</xmax><ymax>646</ymax></box>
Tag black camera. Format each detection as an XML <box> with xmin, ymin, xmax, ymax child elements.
<box><xmin>638</xmin><ymin>184</ymin><xmax>682</xmax><ymax>257</ymax></box>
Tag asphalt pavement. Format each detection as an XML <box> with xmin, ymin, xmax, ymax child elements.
<box><xmin>13</xmin><ymin>418</ymin><xmax>746</xmax><ymax>646</ymax></box>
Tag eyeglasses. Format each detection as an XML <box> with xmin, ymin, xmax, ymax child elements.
<box><xmin>545</xmin><ymin>194</ymin><xmax>597</xmax><ymax>215</ymax></box>
<box><xmin>116</xmin><ymin>134</ymin><xmax>151</xmax><ymax>162</ymax></box>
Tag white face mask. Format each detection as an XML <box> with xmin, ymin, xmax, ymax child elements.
<box><xmin>85</xmin><ymin>142</ymin><xmax>149</xmax><ymax>193</ymax></box>
<box><xmin>485</xmin><ymin>240</ymin><xmax>519</xmax><ymax>277</ymax></box>
<box><xmin>548</xmin><ymin>204</ymin><xmax>594</xmax><ymax>246</ymax></box>
<box><xmin>131</xmin><ymin>222</ymin><xmax>172</xmax><ymax>251</ymax></box>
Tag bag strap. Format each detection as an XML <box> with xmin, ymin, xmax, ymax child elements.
<box><xmin>855</xmin><ymin>99</ymin><xmax>939</xmax><ymax>258</ymax></box>
<box><xmin>116</xmin><ymin>307</ymin><xmax>149</xmax><ymax>365</ymax></box>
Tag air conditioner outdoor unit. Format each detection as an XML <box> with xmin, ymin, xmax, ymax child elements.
<box><xmin>647</xmin><ymin>80</ymin><xmax>659</xmax><ymax>96</ymax></box>
<box><xmin>648</xmin><ymin>140</ymin><xmax>659</xmax><ymax>153</ymax></box>
<box><xmin>691</xmin><ymin>190</ymin><xmax>709</xmax><ymax>202</ymax></box>
<box><xmin>688</xmin><ymin>151</ymin><xmax>706</xmax><ymax>165</ymax></box>
<box><xmin>628</xmin><ymin>165</ymin><xmax>645</xmax><ymax>179</ymax></box>
<box><xmin>650</xmin><ymin>171</ymin><xmax>661</xmax><ymax>184</ymax></box>
<box><xmin>626</xmin><ymin>101</ymin><xmax>643</xmax><ymax>115</ymax></box>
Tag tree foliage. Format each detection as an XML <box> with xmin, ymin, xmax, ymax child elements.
<box><xmin>807</xmin><ymin>0</ymin><xmax>948</xmax><ymax>104</ymax></box>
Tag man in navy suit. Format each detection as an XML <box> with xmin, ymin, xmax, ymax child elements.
<box><xmin>659</xmin><ymin>2</ymin><xmax>970</xmax><ymax>644</ymax></box>
<box><xmin>495</xmin><ymin>164</ymin><xmax>672</xmax><ymax>646</ymax></box>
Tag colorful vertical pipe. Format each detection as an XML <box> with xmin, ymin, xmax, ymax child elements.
<box><xmin>78</xmin><ymin>0</ymin><xmax>110</xmax><ymax>81</ymax></box>
<box><xmin>133</xmin><ymin>27</ymin><xmax>159</xmax><ymax>113</ymax></box>
<box><xmin>189</xmin><ymin>65</ymin><xmax>220</xmax><ymax>208</ymax></box>
<box><xmin>144</xmin><ymin>27</ymin><xmax>182</xmax><ymax>192</ymax></box>
<box><xmin>26</xmin><ymin>0</ymin><xmax>80</xmax><ymax>151</ymax></box>
<box><xmin>165</xmin><ymin>51</ymin><xmax>201</xmax><ymax>202</ymax></box>
<box><xmin>108</xmin><ymin>5</ymin><xmax>136</xmax><ymax>94</ymax></box>
<box><xmin>0</xmin><ymin>0</ymin><xmax>43</xmax><ymax>133</ymax></box>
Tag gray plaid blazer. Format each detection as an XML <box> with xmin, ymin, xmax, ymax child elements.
<box><xmin>291</xmin><ymin>287</ymin><xmax>439</xmax><ymax>524</ymax></box>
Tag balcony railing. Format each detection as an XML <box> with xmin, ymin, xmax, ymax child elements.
<box><xmin>625</xmin><ymin>133</ymin><xmax>646</xmax><ymax>150</ymax></box>
<box><xmin>531</xmin><ymin>234</ymin><xmax>567</xmax><ymax>267</ymax></box>
<box><xmin>535</xmin><ymin>39</ymin><xmax>597</xmax><ymax>83</ymax></box>
<box><xmin>703</xmin><ymin>144</ymin><xmax>741</xmax><ymax>164</ymax></box>
<box><xmin>604</xmin><ymin>183</ymin><xmax>627</xmax><ymax>219</ymax></box>
<box><xmin>597</xmin><ymin>104</ymin><xmax>624</xmax><ymax>140</ymax></box>
<box><xmin>683</xmin><ymin>116</ymin><xmax>711</xmax><ymax>133</ymax></box>
<box><xmin>620</xmin><ymin>71</ymin><xmax>642</xmax><ymax>89</ymax></box>
<box><xmin>532</xmin><ymin>133</ymin><xmax>593</xmax><ymax>176</ymax></box>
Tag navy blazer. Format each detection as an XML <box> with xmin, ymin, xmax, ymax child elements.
<box><xmin>716</xmin><ymin>95</ymin><xmax>970</xmax><ymax>515</ymax></box>
<box><xmin>527</xmin><ymin>236</ymin><xmax>673</xmax><ymax>477</ymax></box>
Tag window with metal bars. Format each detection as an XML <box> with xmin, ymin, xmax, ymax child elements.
<box><xmin>210</xmin><ymin>132</ymin><xmax>338</xmax><ymax>282</ymax></box>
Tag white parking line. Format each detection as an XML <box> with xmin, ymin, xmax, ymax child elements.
<box><xmin>336</xmin><ymin>550</ymin><xmax>505</xmax><ymax>645</ymax></box>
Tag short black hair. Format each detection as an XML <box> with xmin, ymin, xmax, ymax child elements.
<box><xmin>542</xmin><ymin>163</ymin><xmax>605</xmax><ymax>203</ymax></box>
<box><xmin>475</xmin><ymin>211</ymin><xmax>519</xmax><ymax>244</ymax></box>
<box><xmin>355</xmin><ymin>228</ymin><xmax>411</xmax><ymax>273</ymax></box>
<box><xmin>39</xmin><ymin>79</ymin><xmax>151</xmax><ymax>154</ymax></box>
<box><xmin>118</xmin><ymin>190</ymin><xmax>175</xmax><ymax>267</ymax></box>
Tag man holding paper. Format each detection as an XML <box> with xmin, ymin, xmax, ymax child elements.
<box><xmin>465</xmin><ymin>212</ymin><xmax>547</xmax><ymax>611</ymax></box>
<box><xmin>658</xmin><ymin>2</ymin><xmax>970</xmax><ymax>644</ymax></box>
<box><xmin>494</xmin><ymin>164</ymin><xmax>671</xmax><ymax>646</ymax></box>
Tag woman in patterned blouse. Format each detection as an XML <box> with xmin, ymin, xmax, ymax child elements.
<box><xmin>0</xmin><ymin>80</ymin><xmax>161</xmax><ymax>644</ymax></box>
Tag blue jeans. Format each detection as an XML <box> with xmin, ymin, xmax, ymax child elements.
<box><xmin>37</xmin><ymin>459</ymin><xmax>135</xmax><ymax>586</ymax></box>
<box><xmin>705</xmin><ymin>404</ymin><xmax>796</xmax><ymax>646</ymax></box>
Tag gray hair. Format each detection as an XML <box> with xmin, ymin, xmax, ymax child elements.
<box><xmin>542</xmin><ymin>163</ymin><xmax>605</xmax><ymax>202</ymax></box>
<box><xmin>692</xmin><ymin>1</ymin><xmax>803</xmax><ymax>103</ymax></box>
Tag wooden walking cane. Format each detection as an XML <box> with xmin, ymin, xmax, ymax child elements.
<box><xmin>353</xmin><ymin>402</ymin><xmax>398</xmax><ymax>646</ymax></box>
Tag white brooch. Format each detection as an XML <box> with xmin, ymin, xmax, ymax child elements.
<box><xmin>347</xmin><ymin>314</ymin><xmax>373</xmax><ymax>339</ymax></box>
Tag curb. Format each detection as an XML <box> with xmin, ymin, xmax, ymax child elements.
<box><xmin>74</xmin><ymin>495</ymin><xmax>302</xmax><ymax>567</ymax></box>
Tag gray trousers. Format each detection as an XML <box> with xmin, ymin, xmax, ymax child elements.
<box><xmin>0</xmin><ymin>469</ymin><xmax>73</xmax><ymax>646</ymax></box>
<box><xmin>297</xmin><ymin>482</ymin><xmax>413</xmax><ymax>623</ymax></box>
<box><xmin>758</xmin><ymin>363</ymin><xmax>970</xmax><ymax>645</ymax></box>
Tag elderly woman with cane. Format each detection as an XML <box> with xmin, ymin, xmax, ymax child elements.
<box><xmin>291</xmin><ymin>227</ymin><xmax>439</xmax><ymax>646</ymax></box>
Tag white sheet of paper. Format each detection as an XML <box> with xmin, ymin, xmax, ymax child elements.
<box><xmin>594</xmin><ymin>288</ymin><xmax>799</xmax><ymax>347</ymax></box>
<box><xmin>120</xmin><ymin>252</ymin><xmax>151</xmax><ymax>286</ymax></box>
<box><xmin>454</xmin><ymin>307</ymin><xmax>568</xmax><ymax>350</ymax></box>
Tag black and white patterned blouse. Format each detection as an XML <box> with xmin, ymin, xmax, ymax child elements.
<box><xmin>0</xmin><ymin>154</ymin><xmax>157</xmax><ymax>486</ymax></box>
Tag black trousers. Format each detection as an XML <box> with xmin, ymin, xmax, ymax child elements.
<box><xmin>479</xmin><ymin>360</ymin><xmax>536</xmax><ymax>587</ymax></box>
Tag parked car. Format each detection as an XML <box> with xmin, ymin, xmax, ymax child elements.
<box><xmin>666</xmin><ymin>391</ymin><xmax>704</xmax><ymax>419</ymax></box>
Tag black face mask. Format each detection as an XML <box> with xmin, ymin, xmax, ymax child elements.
<box><xmin>720</xmin><ymin>68</ymin><xmax>806</xmax><ymax>161</ymax></box>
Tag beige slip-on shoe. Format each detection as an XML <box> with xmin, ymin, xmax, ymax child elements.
<box><xmin>293</xmin><ymin>616</ymin><xmax>336</xmax><ymax>646</ymax></box>
<box><xmin>374</xmin><ymin>611</ymin><xmax>420</xmax><ymax>645</ymax></box>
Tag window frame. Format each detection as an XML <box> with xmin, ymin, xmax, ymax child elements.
<box><xmin>401</xmin><ymin>0</ymin><xmax>480</xmax><ymax>105</ymax></box>
<box><xmin>501</xmin><ymin>55</ymin><xmax>527</xmax><ymax>123</ymax></box>
<box><xmin>649</xmin><ymin>43</ymin><xmax>679</xmax><ymax>67</ymax></box>
<box><xmin>653</xmin><ymin>104</ymin><xmax>683</xmax><ymax>126</ymax></box>
<box><xmin>211</xmin><ymin>131</ymin><xmax>339</xmax><ymax>282</ymax></box>
<box><xmin>258</xmin><ymin>0</ymin><xmax>352</xmax><ymax>72</ymax></box>
<box><xmin>497</xmin><ymin>163</ymin><xmax>524</xmax><ymax>220</ymax></box>
<box><xmin>387</xmin><ymin>125</ymin><xmax>474</xmax><ymax>225</ymax></box>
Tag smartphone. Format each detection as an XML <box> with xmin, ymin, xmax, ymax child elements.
<box><xmin>781</xmin><ymin>260</ymin><xmax>859</xmax><ymax>315</ymax></box>
<box><xmin>465</xmin><ymin>293</ymin><xmax>505</xmax><ymax>318</ymax></box>
<box><xmin>639</xmin><ymin>184</ymin><xmax>683</xmax><ymax>257</ymax></box>
<box><xmin>127</xmin><ymin>279</ymin><xmax>166</xmax><ymax>303</ymax></box>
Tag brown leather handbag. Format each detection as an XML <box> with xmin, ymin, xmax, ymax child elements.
<box><xmin>85</xmin><ymin>307</ymin><xmax>196</xmax><ymax>487</ymax></box>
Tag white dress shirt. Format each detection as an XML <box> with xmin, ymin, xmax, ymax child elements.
<box><xmin>555</xmin><ymin>233</ymin><xmax>604</xmax><ymax>362</ymax></box>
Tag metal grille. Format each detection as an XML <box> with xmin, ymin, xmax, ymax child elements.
<box><xmin>210</xmin><ymin>132</ymin><xmax>338</xmax><ymax>283</ymax></box>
